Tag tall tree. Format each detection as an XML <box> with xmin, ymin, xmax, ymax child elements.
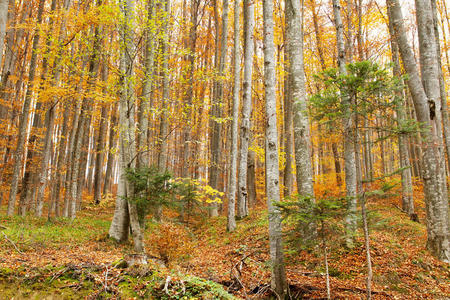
<box><xmin>263</xmin><ymin>0</ymin><xmax>287</xmax><ymax>295</ymax></box>
<box><xmin>236</xmin><ymin>0</ymin><xmax>254</xmax><ymax>218</ymax></box>
<box><xmin>386</xmin><ymin>6</ymin><xmax>415</xmax><ymax>218</ymax></box>
<box><xmin>227</xmin><ymin>0</ymin><xmax>240</xmax><ymax>232</ymax></box>
<box><xmin>209</xmin><ymin>0</ymin><xmax>229</xmax><ymax>217</ymax></box>
<box><xmin>387</xmin><ymin>0</ymin><xmax>449</xmax><ymax>262</ymax></box>
<box><xmin>109</xmin><ymin>0</ymin><xmax>144</xmax><ymax>253</ymax></box>
<box><xmin>332</xmin><ymin>0</ymin><xmax>358</xmax><ymax>247</ymax></box>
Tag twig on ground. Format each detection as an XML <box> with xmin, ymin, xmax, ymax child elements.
<box><xmin>104</xmin><ymin>266</ymin><xmax>110</xmax><ymax>293</ymax></box>
<box><xmin>163</xmin><ymin>275</ymin><xmax>172</xmax><ymax>294</ymax></box>
<box><xmin>2</xmin><ymin>232</ymin><xmax>23</xmax><ymax>254</ymax></box>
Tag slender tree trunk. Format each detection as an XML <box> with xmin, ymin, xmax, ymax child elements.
<box><xmin>237</xmin><ymin>0</ymin><xmax>254</xmax><ymax>219</ymax></box>
<box><xmin>386</xmin><ymin>7</ymin><xmax>415</xmax><ymax>217</ymax></box>
<box><xmin>282</xmin><ymin>13</ymin><xmax>294</xmax><ymax>198</ymax></box>
<box><xmin>157</xmin><ymin>0</ymin><xmax>169</xmax><ymax>171</ymax></box>
<box><xmin>227</xmin><ymin>0</ymin><xmax>240</xmax><ymax>232</ymax></box>
<box><xmin>103</xmin><ymin>105</ymin><xmax>118</xmax><ymax>195</ymax></box>
<box><xmin>332</xmin><ymin>0</ymin><xmax>358</xmax><ymax>248</ymax></box>
<box><xmin>247</xmin><ymin>147</ymin><xmax>257</xmax><ymax>207</ymax></box>
<box><xmin>35</xmin><ymin>105</ymin><xmax>56</xmax><ymax>216</ymax></box>
<box><xmin>209</xmin><ymin>0</ymin><xmax>229</xmax><ymax>217</ymax></box>
<box><xmin>263</xmin><ymin>0</ymin><xmax>287</xmax><ymax>295</ymax></box>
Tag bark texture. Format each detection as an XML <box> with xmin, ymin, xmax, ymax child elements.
<box><xmin>388</xmin><ymin>0</ymin><xmax>449</xmax><ymax>262</ymax></box>
<box><xmin>263</xmin><ymin>0</ymin><xmax>287</xmax><ymax>295</ymax></box>
<box><xmin>236</xmin><ymin>0</ymin><xmax>254</xmax><ymax>219</ymax></box>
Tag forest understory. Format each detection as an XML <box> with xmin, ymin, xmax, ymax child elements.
<box><xmin>0</xmin><ymin>184</ymin><xmax>448</xmax><ymax>299</ymax></box>
<box><xmin>1</xmin><ymin>0</ymin><xmax>450</xmax><ymax>298</ymax></box>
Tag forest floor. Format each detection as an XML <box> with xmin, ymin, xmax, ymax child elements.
<box><xmin>0</xmin><ymin>186</ymin><xmax>449</xmax><ymax>299</ymax></box>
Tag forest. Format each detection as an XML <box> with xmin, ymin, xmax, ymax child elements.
<box><xmin>0</xmin><ymin>0</ymin><xmax>449</xmax><ymax>298</ymax></box>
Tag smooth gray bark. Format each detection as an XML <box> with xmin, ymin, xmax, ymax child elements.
<box><xmin>332</xmin><ymin>0</ymin><xmax>357</xmax><ymax>248</ymax></box>
<box><xmin>236</xmin><ymin>0</ymin><xmax>254</xmax><ymax>219</ymax></box>
<box><xmin>209</xmin><ymin>0</ymin><xmax>229</xmax><ymax>217</ymax></box>
<box><xmin>227</xmin><ymin>0</ymin><xmax>240</xmax><ymax>232</ymax></box>
<box><xmin>109</xmin><ymin>0</ymin><xmax>144</xmax><ymax>253</ymax></box>
<box><xmin>388</xmin><ymin>0</ymin><xmax>449</xmax><ymax>262</ymax></box>
<box><xmin>286</xmin><ymin>0</ymin><xmax>314</xmax><ymax>198</ymax></box>
<box><xmin>263</xmin><ymin>0</ymin><xmax>287</xmax><ymax>295</ymax></box>
<box><xmin>386</xmin><ymin>7</ymin><xmax>415</xmax><ymax>217</ymax></box>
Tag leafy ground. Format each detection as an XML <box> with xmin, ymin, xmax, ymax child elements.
<box><xmin>0</xmin><ymin>188</ymin><xmax>449</xmax><ymax>299</ymax></box>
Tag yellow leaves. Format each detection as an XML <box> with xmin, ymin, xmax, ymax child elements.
<box><xmin>172</xmin><ymin>178</ymin><xmax>224</xmax><ymax>204</ymax></box>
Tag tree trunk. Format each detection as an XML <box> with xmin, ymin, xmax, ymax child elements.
<box><xmin>263</xmin><ymin>0</ymin><xmax>287</xmax><ymax>295</ymax></box>
<box><xmin>103</xmin><ymin>104</ymin><xmax>118</xmax><ymax>195</ymax></box>
<box><xmin>332</xmin><ymin>0</ymin><xmax>358</xmax><ymax>248</ymax></box>
<box><xmin>0</xmin><ymin>0</ymin><xmax>9</xmax><ymax>67</ymax></box>
<box><xmin>236</xmin><ymin>0</ymin><xmax>254</xmax><ymax>219</ymax></box>
<box><xmin>431</xmin><ymin>0</ymin><xmax>450</xmax><ymax>173</ymax></box>
<box><xmin>109</xmin><ymin>0</ymin><xmax>144</xmax><ymax>253</ymax></box>
<box><xmin>386</xmin><ymin>7</ymin><xmax>415</xmax><ymax>217</ymax></box>
<box><xmin>388</xmin><ymin>0</ymin><xmax>449</xmax><ymax>262</ymax></box>
<box><xmin>227</xmin><ymin>0</ymin><xmax>240</xmax><ymax>232</ymax></box>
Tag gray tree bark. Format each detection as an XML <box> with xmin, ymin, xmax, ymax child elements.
<box><xmin>209</xmin><ymin>0</ymin><xmax>229</xmax><ymax>217</ymax></box>
<box><xmin>430</xmin><ymin>0</ymin><xmax>450</xmax><ymax>174</ymax></box>
<box><xmin>263</xmin><ymin>0</ymin><xmax>287</xmax><ymax>295</ymax></box>
<box><xmin>388</xmin><ymin>0</ymin><xmax>449</xmax><ymax>262</ymax></box>
<box><xmin>386</xmin><ymin>6</ymin><xmax>415</xmax><ymax>218</ymax></box>
<box><xmin>227</xmin><ymin>0</ymin><xmax>240</xmax><ymax>232</ymax></box>
<box><xmin>236</xmin><ymin>0</ymin><xmax>254</xmax><ymax>219</ymax></box>
<box><xmin>109</xmin><ymin>0</ymin><xmax>144</xmax><ymax>253</ymax></box>
<box><xmin>286</xmin><ymin>0</ymin><xmax>314</xmax><ymax>198</ymax></box>
<box><xmin>332</xmin><ymin>0</ymin><xmax>358</xmax><ymax>248</ymax></box>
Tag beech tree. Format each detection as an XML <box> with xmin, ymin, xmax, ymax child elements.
<box><xmin>263</xmin><ymin>0</ymin><xmax>287</xmax><ymax>295</ymax></box>
<box><xmin>332</xmin><ymin>0</ymin><xmax>357</xmax><ymax>248</ymax></box>
<box><xmin>387</xmin><ymin>0</ymin><xmax>449</xmax><ymax>262</ymax></box>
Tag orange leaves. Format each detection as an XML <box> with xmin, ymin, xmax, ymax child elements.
<box><xmin>147</xmin><ymin>222</ymin><xmax>195</xmax><ymax>267</ymax></box>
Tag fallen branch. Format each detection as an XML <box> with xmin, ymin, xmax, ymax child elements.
<box><xmin>163</xmin><ymin>275</ymin><xmax>172</xmax><ymax>294</ymax></box>
<box><xmin>2</xmin><ymin>232</ymin><xmax>23</xmax><ymax>254</ymax></box>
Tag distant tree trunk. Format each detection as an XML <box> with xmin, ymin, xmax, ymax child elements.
<box><xmin>103</xmin><ymin>104</ymin><xmax>118</xmax><ymax>195</ymax></box>
<box><xmin>94</xmin><ymin>98</ymin><xmax>109</xmax><ymax>204</ymax></box>
<box><xmin>388</xmin><ymin>0</ymin><xmax>449</xmax><ymax>262</ymax></box>
<box><xmin>332</xmin><ymin>0</ymin><xmax>357</xmax><ymax>248</ymax></box>
<box><xmin>52</xmin><ymin>103</ymin><xmax>70</xmax><ymax>217</ymax></box>
<box><xmin>386</xmin><ymin>7</ymin><xmax>415</xmax><ymax>218</ymax></box>
<box><xmin>7</xmin><ymin>0</ymin><xmax>46</xmax><ymax>216</ymax></box>
<box><xmin>263</xmin><ymin>0</ymin><xmax>287</xmax><ymax>295</ymax></box>
<box><xmin>35</xmin><ymin>105</ymin><xmax>56</xmax><ymax>216</ymax></box>
<box><xmin>236</xmin><ymin>0</ymin><xmax>254</xmax><ymax>218</ymax></box>
<box><xmin>247</xmin><ymin>147</ymin><xmax>257</xmax><ymax>207</ymax></box>
<box><xmin>209</xmin><ymin>0</ymin><xmax>229</xmax><ymax>217</ymax></box>
<box><xmin>227</xmin><ymin>0</ymin><xmax>240</xmax><ymax>232</ymax></box>
<box><xmin>157</xmin><ymin>0</ymin><xmax>169</xmax><ymax>171</ymax></box>
<box><xmin>182</xmin><ymin>0</ymin><xmax>199</xmax><ymax>178</ymax></box>
<box><xmin>282</xmin><ymin>23</ymin><xmax>293</xmax><ymax>198</ymax></box>
<box><xmin>139</xmin><ymin>0</ymin><xmax>154</xmax><ymax>171</ymax></box>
